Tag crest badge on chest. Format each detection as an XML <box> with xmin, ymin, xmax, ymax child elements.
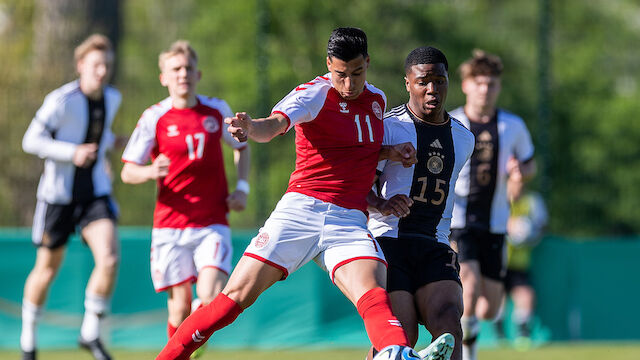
<box><xmin>202</xmin><ymin>116</ymin><xmax>220</xmax><ymax>133</ymax></box>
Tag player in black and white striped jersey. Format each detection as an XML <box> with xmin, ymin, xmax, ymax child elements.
<box><xmin>367</xmin><ymin>47</ymin><xmax>474</xmax><ymax>360</ymax></box>
<box><xmin>449</xmin><ymin>50</ymin><xmax>536</xmax><ymax>360</ymax></box>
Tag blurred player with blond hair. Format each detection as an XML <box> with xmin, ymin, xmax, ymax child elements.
<box><xmin>121</xmin><ymin>40</ymin><xmax>250</xmax><ymax>358</ymax></box>
<box><xmin>21</xmin><ymin>34</ymin><xmax>121</xmax><ymax>360</ymax></box>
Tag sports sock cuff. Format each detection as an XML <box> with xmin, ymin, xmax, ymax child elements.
<box><xmin>84</xmin><ymin>292</ymin><xmax>111</xmax><ymax>316</ymax></box>
<box><xmin>356</xmin><ymin>287</ymin><xmax>389</xmax><ymax>316</ymax></box>
<box><xmin>22</xmin><ymin>300</ymin><xmax>42</xmax><ymax>321</ymax></box>
<box><xmin>356</xmin><ymin>287</ymin><xmax>409</xmax><ymax>349</ymax></box>
<box><xmin>461</xmin><ymin>316</ymin><xmax>479</xmax><ymax>341</ymax></box>
<box><xmin>168</xmin><ymin>322</ymin><xmax>178</xmax><ymax>339</ymax></box>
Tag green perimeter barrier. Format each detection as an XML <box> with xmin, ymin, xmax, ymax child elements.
<box><xmin>0</xmin><ymin>228</ymin><xmax>638</xmax><ymax>350</ymax></box>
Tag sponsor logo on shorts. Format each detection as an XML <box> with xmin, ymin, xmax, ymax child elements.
<box><xmin>202</xmin><ymin>116</ymin><xmax>220</xmax><ymax>133</ymax></box>
<box><xmin>153</xmin><ymin>269</ymin><xmax>163</xmax><ymax>283</ymax></box>
<box><xmin>254</xmin><ymin>232</ymin><xmax>270</xmax><ymax>249</ymax></box>
<box><xmin>372</xmin><ymin>101</ymin><xmax>383</xmax><ymax>120</ymax></box>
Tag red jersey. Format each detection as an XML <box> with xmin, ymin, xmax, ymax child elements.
<box><xmin>122</xmin><ymin>96</ymin><xmax>246</xmax><ymax>228</ymax></box>
<box><xmin>272</xmin><ymin>74</ymin><xmax>386</xmax><ymax>213</ymax></box>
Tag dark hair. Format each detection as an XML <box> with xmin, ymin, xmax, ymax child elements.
<box><xmin>327</xmin><ymin>27</ymin><xmax>368</xmax><ymax>61</ymax></box>
<box><xmin>404</xmin><ymin>46</ymin><xmax>448</xmax><ymax>74</ymax></box>
<box><xmin>458</xmin><ymin>49</ymin><xmax>503</xmax><ymax>79</ymax></box>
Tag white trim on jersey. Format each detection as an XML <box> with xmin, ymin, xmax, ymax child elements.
<box><xmin>122</xmin><ymin>95</ymin><xmax>244</xmax><ymax>166</ymax></box>
<box><xmin>22</xmin><ymin>80</ymin><xmax>122</xmax><ymax>204</ymax></box>
<box><xmin>368</xmin><ymin>107</ymin><xmax>475</xmax><ymax>244</ymax></box>
<box><xmin>272</xmin><ymin>73</ymin><xmax>387</xmax><ymax>133</ymax></box>
<box><xmin>450</xmin><ymin>107</ymin><xmax>535</xmax><ymax>233</ymax></box>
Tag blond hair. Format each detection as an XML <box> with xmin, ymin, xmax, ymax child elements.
<box><xmin>158</xmin><ymin>40</ymin><xmax>198</xmax><ymax>71</ymax></box>
<box><xmin>74</xmin><ymin>34</ymin><xmax>113</xmax><ymax>63</ymax></box>
<box><xmin>458</xmin><ymin>49</ymin><xmax>503</xmax><ymax>80</ymax></box>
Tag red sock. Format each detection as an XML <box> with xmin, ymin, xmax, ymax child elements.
<box><xmin>157</xmin><ymin>293</ymin><xmax>243</xmax><ymax>360</ymax></box>
<box><xmin>167</xmin><ymin>322</ymin><xmax>178</xmax><ymax>339</ymax></box>
<box><xmin>356</xmin><ymin>287</ymin><xmax>409</xmax><ymax>350</ymax></box>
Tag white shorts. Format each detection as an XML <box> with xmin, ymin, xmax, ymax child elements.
<box><xmin>150</xmin><ymin>224</ymin><xmax>232</xmax><ymax>292</ymax></box>
<box><xmin>244</xmin><ymin>192</ymin><xmax>386</xmax><ymax>282</ymax></box>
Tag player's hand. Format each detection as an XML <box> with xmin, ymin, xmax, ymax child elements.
<box><xmin>506</xmin><ymin>156</ymin><xmax>522</xmax><ymax>181</ymax></box>
<box><xmin>225</xmin><ymin>112</ymin><xmax>252</xmax><ymax>142</ymax></box>
<box><xmin>383</xmin><ymin>143</ymin><xmax>418</xmax><ymax>168</ymax></box>
<box><xmin>72</xmin><ymin>143</ymin><xmax>98</xmax><ymax>168</ymax></box>
<box><xmin>149</xmin><ymin>153</ymin><xmax>170</xmax><ymax>179</ymax></box>
<box><xmin>378</xmin><ymin>194</ymin><xmax>413</xmax><ymax>218</ymax></box>
<box><xmin>226</xmin><ymin>190</ymin><xmax>247</xmax><ymax>211</ymax></box>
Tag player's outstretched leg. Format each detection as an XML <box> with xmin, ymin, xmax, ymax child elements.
<box><xmin>418</xmin><ymin>333</ymin><xmax>455</xmax><ymax>360</ymax></box>
<box><xmin>78</xmin><ymin>336</ymin><xmax>113</xmax><ymax>360</ymax></box>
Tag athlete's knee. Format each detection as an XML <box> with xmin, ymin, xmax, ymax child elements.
<box><xmin>95</xmin><ymin>252</ymin><xmax>120</xmax><ymax>275</ymax></box>
<box><xmin>168</xmin><ymin>298</ymin><xmax>191</xmax><ymax>322</ymax></box>
<box><xmin>429</xmin><ymin>299</ymin><xmax>463</xmax><ymax>336</ymax></box>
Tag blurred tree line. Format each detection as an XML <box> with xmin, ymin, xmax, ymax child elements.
<box><xmin>0</xmin><ymin>0</ymin><xmax>638</xmax><ymax>236</ymax></box>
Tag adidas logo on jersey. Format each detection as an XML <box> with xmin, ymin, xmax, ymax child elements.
<box><xmin>388</xmin><ymin>319</ymin><xmax>402</xmax><ymax>327</ymax></box>
<box><xmin>430</xmin><ymin>139</ymin><xmax>443</xmax><ymax>149</ymax></box>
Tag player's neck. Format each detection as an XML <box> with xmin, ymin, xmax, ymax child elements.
<box><xmin>464</xmin><ymin>104</ymin><xmax>495</xmax><ymax>123</ymax></box>
<box><xmin>172</xmin><ymin>95</ymin><xmax>197</xmax><ymax>109</ymax></box>
<box><xmin>80</xmin><ymin>83</ymin><xmax>104</xmax><ymax>101</ymax></box>
<box><xmin>407</xmin><ymin>104</ymin><xmax>447</xmax><ymax>125</ymax></box>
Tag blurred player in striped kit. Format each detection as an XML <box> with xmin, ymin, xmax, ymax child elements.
<box><xmin>449</xmin><ymin>50</ymin><xmax>537</xmax><ymax>360</ymax></box>
<box><xmin>21</xmin><ymin>34</ymin><xmax>121</xmax><ymax>360</ymax></box>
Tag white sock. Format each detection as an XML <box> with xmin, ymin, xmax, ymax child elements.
<box><xmin>80</xmin><ymin>292</ymin><xmax>110</xmax><ymax>341</ymax></box>
<box><xmin>461</xmin><ymin>316</ymin><xmax>479</xmax><ymax>360</ymax></box>
<box><xmin>21</xmin><ymin>300</ymin><xmax>42</xmax><ymax>352</ymax></box>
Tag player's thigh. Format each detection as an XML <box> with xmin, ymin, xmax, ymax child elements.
<box><xmin>479</xmin><ymin>276</ymin><xmax>504</xmax><ymax>307</ymax></box>
<box><xmin>333</xmin><ymin>258</ymin><xmax>387</xmax><ymax>305</ymax></box>
<box><xmin>32</xmin><ymin>245</ymin><xmax>66</xmax><ymax>275</ymax></box>
<box><xmin>243</xmin><ymin>193</ymin><xmax>325</xmax><ymax>279</ymax></box>
<box><xmin>415</xmin><ymin>280</ymin><xmax>463</xmax><ymax>328</ymax></box>
<box><xmin>319</xmin><ymin>206</ymin><xmax>387</xmax><ymax>302</ymax></box>
<box><xmin>389</xmin><ymin>290</ymin><xmax>419</xmax><ymax>346</ymax></box>
<box><xmin>222</xmin><ymin>255</ymin><xmax>285</xmax><ymax>308</ymax></box>
<box><xmin>80</xmin><ymin>197</ymin><xmax>119</xmax><ymax>262</ymax></box>
<box><xmin>32</xmin><ymin>201</ymin><xmax>75</xmax><ymax>249</ymax></box>
<box><xmin>196</xmin><ymin>267</ymin><xmax>229</xmax><ymax>303</ymax></box>
<box><xmin>150</xmin><ymin>229</ymin><xmax>198</xmax><ymax>292</ymax></box>
<box><xmin>193</xmin><ymin>225</ymin><xmax>233</xmax><ymax>276</ymax></box>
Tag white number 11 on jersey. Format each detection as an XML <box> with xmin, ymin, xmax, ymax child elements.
<box><xmin>185</xmin><ymin>132</ymin><xmax>205</xmax><ymax>160</ymax></box>
<box><xmin>354</xmin><ymin>114</ymin><xmax>374</xmax><ymax>143</ymax></box>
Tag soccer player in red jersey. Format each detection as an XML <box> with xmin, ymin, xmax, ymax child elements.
<box><xmin>156</xmin><ymin>28</ymin><xmax>417</xmax><ymax>360</ymax></box>
<box><xmin>120</xmin><ymin>41</ymin><xmax>250</xmax><ymax>349</ymax></box>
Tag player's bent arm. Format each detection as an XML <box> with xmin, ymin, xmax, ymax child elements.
<box><xmin>379</xmin><ymin>143</ymin><xmax>417</xmax><ymax>168</ymax></box>
<box><xmin>234</xmin><ymin>145</ymin><xmax>250</xmax><ymax>184</ymax></box>
<box><xmin>248</xmin><ymin>113</ymin><xmax>289</xmax><ymax>143</ymax></box>
<box><xmin>120</xmin><ymin>162</ymin><xmax>155</xmax><ymax>184</ymax></box>
<box><xmin>22</xmin><ymin>120</ymin><xmax>77</xmax><ymax>162</ymax></box>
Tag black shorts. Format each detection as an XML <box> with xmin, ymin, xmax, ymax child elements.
<box><xmin>504</xmin><ymin>269</ymin><xmax>530</xmax><ymax>291</ymax></box>
<box><xmin>450</xmin><ymin>228</ymin><xmax>506</xmax><ymax>281</ymax></box>
<box><xmin>378</xmin><ymin>236</ymin><xmax>461</xmax><ymax>294</ymax></box>
<box><xmin>32</xmin><ymin>196</ymin><xmax>117</xmax><ymax>249</ymax></box>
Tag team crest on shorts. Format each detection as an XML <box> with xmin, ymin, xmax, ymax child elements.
<box><xmin>427</xmin><ymin>151</ymin><xmax>444</xmax><ymax>174</ymax></box>
<box><xmin>372</xmin><ymin>101</ymin><xmax>383</xmax><ymax>120</ymax></box>
<box><xmin>254</xmin><ymin>232</ymin><xmax>270</xmax><ymax>249</ymax></box>
<box><xmin>202</xmin><ymin>116</ymin><xmax>220</xmax><ymax>133</ymax></box>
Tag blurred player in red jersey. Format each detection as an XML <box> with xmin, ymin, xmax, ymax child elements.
<box><xmin>120</xmin><ymin>41</ymin><xmax>250</xmax><ymax>351</ymax></box>
<box><xmin>156</xmin><ymin>27</ymin><xmax>417</xmax><ymax>360</ymax></box>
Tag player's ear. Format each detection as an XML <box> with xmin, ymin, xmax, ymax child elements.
<box><xmin>405</xmin><ymin>76</ymin><xmax>410</xmax><ymax>92</ymax></box>
<box><xmin>326</xmin><ymin>56</ymin><xmax>332</xmax><ymax>71</ymax></box>
<box><xmin>159</xmin><ymin>72</ymin><xmax>167</xmax><ymax>87</ymax></box>
<box><xmin>197</xmin><ymin>70</ymin><xmax>202</xmax><ymax>82</ymax></box>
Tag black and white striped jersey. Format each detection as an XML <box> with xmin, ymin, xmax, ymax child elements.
<box><xmin>449</xmin><ymin>107</ymin><xmax>535</xmax><ymax>234</ymax></box>
<box><xmin>23</xmin><ymin>80</ymin><xmax>122</xmax><ymax>204</ymax></box>
<box><xmin>368</xmin><ymin>104</ymin><xmax>475</xmax><ymax>244</ymax></box>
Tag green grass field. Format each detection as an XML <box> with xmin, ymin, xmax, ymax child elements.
<box><xmin>2</xmin><ymin>344</ymin><xmax>640</xmax><ymax>360</ymax></box>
